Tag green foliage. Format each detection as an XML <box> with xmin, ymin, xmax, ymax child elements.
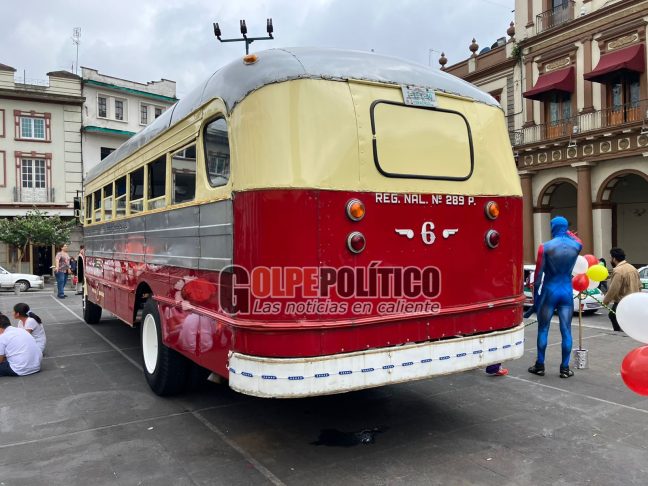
<box><xmin>0</xmin><ymin>209</ymin><xmax>77</xmax><ymax>264</ymax></box>
<box><xmin>511</xmin><ymin>43</ymin><xmax>522</xmax><ymax>62</ymax></box>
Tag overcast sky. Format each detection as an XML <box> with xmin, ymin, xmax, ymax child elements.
<box><xmin>2</xmin><ymin>0</ymin><xmax>514</xmax><ymax>97</ymax></box>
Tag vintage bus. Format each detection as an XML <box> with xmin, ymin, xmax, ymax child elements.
<box><xmin>82</xmin><ymin>47</ymin><xmax>524</xmax><ymax>398</ymax></box>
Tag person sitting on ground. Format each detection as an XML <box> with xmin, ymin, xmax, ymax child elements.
<box><xmin>0</xmin><ymin>313</ymin><xmax>42</xmax><ymax>377</ymax></box>
<box><xmin>13</xmin><ymin>303</ymin><xmax>46</xmax><ymax>353</ymax></box>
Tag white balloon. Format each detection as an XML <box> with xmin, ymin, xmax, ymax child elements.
<box><xmin>587</xmin><ymin>278</ymin><xmax>599</xmax><ymax>290</ymax></box>
<box><xmin>617</xmin><ymin>293</ymin><xmax>648</xmax><ymax>344</ymax></box>
<box><xmin>572</xmin><ymin>255</ymin><xmax>589</xmax><ymax>276</ymax></box>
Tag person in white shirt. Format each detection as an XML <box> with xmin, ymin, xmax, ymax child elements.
<box><xmin>0</xmin><ymin>313</ymin><xmax>42</xmax><ymax>376</ymax></box>
<box><xmin>13</xmin><ymin>303</ymin><xmax>46</xmax><ymax>353</ymax></box>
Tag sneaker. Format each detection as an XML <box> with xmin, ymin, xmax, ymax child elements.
<box><xmin>528</xmin><ymin>363</ymin><xmax>545</xmax><ymax>376</ymax></box>
<box><xmin>559</xmin><ymin>367</ymin><xmax>574</xmax><ymax>378</ymax></box>
<box><xmin>495</xmin><ymin>368</ymin><xmax>509</xmax><ymax>376</ymax></box>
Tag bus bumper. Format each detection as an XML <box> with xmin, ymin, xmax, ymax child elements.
<box><xmin>228</xmin><ymin>322</ymin><xmax>525</xmax><ymax>398</ymax></box>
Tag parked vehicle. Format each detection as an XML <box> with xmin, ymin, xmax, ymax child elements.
<box><xmin>638</xmin><ymin>266</ymin><xmax>648</xmax><ymax>292</ymax></box>
<box><xmin>523</xmin><ymin>264</ymin><xmax>602</xmax><ymax>315</ymax></box>
<box><xmin>0</xmin><ymin>265</ymin><xmax>45</xmax><ymax>291</ymax></box>
<box><xmin>83</xmin><ymin>47</ymin><xmax>524</xmax><ymax>398</ymax></box>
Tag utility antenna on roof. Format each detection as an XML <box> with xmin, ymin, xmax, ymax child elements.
<box><xmin>213</xmin><ymin>18</ymin><xmax>274</xmax><ymax>55</ymax></box>
<box><xmin>72</xmin><ymin>28</ymin><xmax>81</xmax><ymax>75</ymax></box>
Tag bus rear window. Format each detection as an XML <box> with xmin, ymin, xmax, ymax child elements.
<box><xmin>371</xmin><ymin>101</ymin><xmax>473</xmax><ymax>181</ymax></box>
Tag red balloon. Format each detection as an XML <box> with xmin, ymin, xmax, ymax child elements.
<box><xmin>621</xmin><ymin>346</ymin><xmax>648</xmax><ymax>396</ymax></box>
<box><xmin>572</xmin><ymin>274</ymin><xmax>589</xmax><ymax>292</ymax></box>
<box><xmin>584</xmin><ymin>254</ymin><xmax>598</xmax><ymax>267</ymax></box>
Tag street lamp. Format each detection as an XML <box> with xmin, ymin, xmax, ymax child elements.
<box><xmin>213</xmin><ymin>18</ymin><xmax>275</xmax><ymax>55</ymax></box>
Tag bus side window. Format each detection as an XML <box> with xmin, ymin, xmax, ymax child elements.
<box><xmin>130</xmin><ymin>167</ymin><xmax>144</xmax><ymax>214</ymax></box>
<box><xmin>103</xmin><ymin>183</ymin><xmax>114</xmax><ymax>221</ymax></box>
<box><xmin>93</xmin><ymin>189</ymin><xmax>102</xmax><ymax>222</ymax></box>
<box><xmin>115</xmin><ymin>176</ymin><xmax>127</xmax><ymax>218</ymax></box>
<box><xmin>147</xmin><ymin>155</ymin><xmax>167</xmax><ymax>210</ymax></box>
<box><xmin>204</xmin><ymin>118</ymin><xmax>230</xmax><ymax>187</ymax></box>
<box><xmin>172</xmin><ymin>144</ymin><xmax>196</xmax><ymax>204</ymax></box>
<box><xmin>85</xmin><ymin>195</ymin><xmax>93</xmax><ymax>224</ymax></box>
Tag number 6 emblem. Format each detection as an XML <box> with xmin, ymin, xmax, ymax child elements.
<box><xmin>421</xmin><ymin>222</ymin><xmax>436</xmax><ymax>245</ymax></box>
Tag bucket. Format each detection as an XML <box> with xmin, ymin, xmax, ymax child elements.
<box><xmin>573</xmin><ymin>348</ymin><xmax>588</xmax><ymax>369</ymax></box>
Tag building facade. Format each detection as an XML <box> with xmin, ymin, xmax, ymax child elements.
<box><xmin>81</xmin><ymin>67</ymin><xmax>177</xmax><ymax>176</ymax></box>
<box><xmin>0</xmin><ymin>64</ymin><xmax>84</xmax><ymax>274</ymax></box>
<box><xmin>445</xmin><ymin>0</ymin><xmax>648</xmax><ymax>267</ymax></box>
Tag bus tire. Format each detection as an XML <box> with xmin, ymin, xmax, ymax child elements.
<box><xmin>83</xmin><ymin>295</ymin><xmax>102</xmax><ymax>324</ymax></box>
<box><xmin>141</xmin><ymin>298</ymin><xmax>189</xmax><ymax>396</ymax></box>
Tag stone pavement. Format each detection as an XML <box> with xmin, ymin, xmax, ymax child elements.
<box><xmin>0</xmin><ymin>290</ymin><xmax>647</xmax><ymax>485</ymax></box>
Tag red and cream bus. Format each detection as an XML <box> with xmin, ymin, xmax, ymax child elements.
<box><xmin>82</xmin><ymin>47</ymin><xmax>524</xmax><ymax>398</ymax></box>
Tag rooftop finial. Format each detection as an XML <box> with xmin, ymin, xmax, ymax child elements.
<box><xmin>439</xmin><ymin>52</ymin><xmax>447</xmax><ymax>69</ymax></box>
<box><xmin>469</xmin><ymin>38</ymin><xmax>479</xmax><ymax>57</ymax></box>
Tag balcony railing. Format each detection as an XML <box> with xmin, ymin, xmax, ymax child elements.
<box><xmin>536</xmin><ymin>1</ymin><xmax>575</xmax><ymax>35</ymax></box>
<box><xmin>510</xmin><ymin>100</ymin><xmax>648</xmax><ymax>147</ymax></box>
<box><xmin>13</xmin><ymin>187</ymin><xmax>55</xmax><ymax>203</ymax></box>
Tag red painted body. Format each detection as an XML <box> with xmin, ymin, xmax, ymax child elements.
<box><xmin>85</xmin><ymin>189</ymin><xmax>523</xmax><ymax>379</ymax></box>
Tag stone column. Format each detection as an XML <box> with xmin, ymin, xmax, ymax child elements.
<box><xmin>524</xmin><ymin>60</ymin><xmax>535</xmax><ymax>127</ymax></box>
<box><xmin>519</xmin><ymin>171</ymin><xmax>536</xmax><ymax>263</ymax></box>
<box><xmin>526</xmin><ymin>0</ymin><xmax>534</xmax><ymax>29</ymax></box>
<box><xmin>582</xmin><ymin>36</ymin><xmax>594</xmax><ymax>113</ymax></box>
<box><xmin>592</xmin><ymin>203</ymin><xmax>613</xmax><ymax>259</ymax></box>
<box><xmin>572</xmin><ymin>162</ymin><xmax>595</xmax><ymax>254</ymax></box>
<box><xmin>533</xmin><ymin>209</ymin><xmax>552</xmax><ymax>254</ymax></box>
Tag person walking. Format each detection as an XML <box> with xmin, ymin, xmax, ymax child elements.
<box><xmin>54</xmin><ymin>243</ymin><xmax>71</xmax><ymax>299</ymax></box>
<box><xmin>0</xmin><ymin>313</ymin><xmax>42</xmax><ymax>377</ymax></box>
<box><xmin>524</xmin><ymin>216</ymin><xmax>582</xmax><ymax>378</ymax></box>
<box><xmin>76</xmin><ymin>245</ymin><xmax>85</xmax><ymax>295</ymax></box>
<box><xmin>13</xmin><ymin>303</ymin><xmax>46</xmax><ymax>353</ymax></box>
<box><xmin>603</xmin><ymin>247</ymin><xmax>641</xmax><ymax>332</ymax></box>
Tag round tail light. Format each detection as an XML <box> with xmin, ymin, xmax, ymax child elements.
<box><xmin>485</xmin><ymin>230</ymin><xmax>500</xmax><ymax>248</ymax></box>
<box><xmin>346</xmin><ymin>199</ymin><xmax>365</xmax><ymax>221</ymax></box>
<box><xmin>347</xmin><ymin>231</ymin><xmax>366</xmax><ymax>253</ymax></box>
<box><xmin>485</xmin><ymin>201</ymin><xmax>500</xmax><ymax>220</ymax></box>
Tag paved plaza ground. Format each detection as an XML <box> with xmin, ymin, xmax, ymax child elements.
<box><xmin>0</xmin><ymin>289</ymin><xmax>647</xmax><ymax>485</ymax></box>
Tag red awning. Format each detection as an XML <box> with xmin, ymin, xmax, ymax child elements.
<box><xmin>523</xmin><ymin>66</ymin><xmax>575</xmax><ymax>101</ymax></box>
<box><xmin>584</xmin><ymin>43</ymin><xmax>645</xmax><ymax>83</ymax></box>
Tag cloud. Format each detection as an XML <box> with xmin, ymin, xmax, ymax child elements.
<box><xmin>2</xmin><ymin>0</ymin><xmax>514</xmax><ymax>96</ymax></box>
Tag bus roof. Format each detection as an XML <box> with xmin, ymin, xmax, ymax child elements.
<box><xmin>86</xmin><ymin>47</ymin><xmax>500</xmax><ymax>184</ymax></box>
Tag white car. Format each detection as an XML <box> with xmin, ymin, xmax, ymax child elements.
<box><xmin>523</xmin><ymin>264</ymin><xmax>603</xmax><ymax>315</ymax></box>
<box><xmin>639</xmin><ymin>266</ymin><xmax>648</xmax><ymax>293</ymax></box>
<box><xmin>0</xmin><ymin>265</ymin><xmax>45</xmax><ymax>291</ymax></box>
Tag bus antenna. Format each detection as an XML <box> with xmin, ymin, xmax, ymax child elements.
<box><xmin>213</xmin><ymin>18</ymin><xmax>274</xmax><ymax>55</ymax></box>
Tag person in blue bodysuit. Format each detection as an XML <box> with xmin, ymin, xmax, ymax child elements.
<box><xmin>524</xmin><ymin>216</ymin><xmax>582</xmax><ymax>378</ymax></box>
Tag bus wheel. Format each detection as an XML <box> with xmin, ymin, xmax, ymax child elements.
<box><xmin>141</xmin><ymin>298</ymin><xmax>189</xmax><ymax>396</ymax></box>
<box><xmin>83</xmin><ymin>295</ymin><xmax>102</xmax><ymax>324</ymax></box>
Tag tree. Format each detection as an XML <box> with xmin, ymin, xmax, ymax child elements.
<box><xmin>0</xmin><ymin>209</ymin><xmax>77</xmax><ymax>271</ymax></box>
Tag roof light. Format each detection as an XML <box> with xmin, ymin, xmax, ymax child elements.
<box><xmin>243</xmin><ymin>54</ymin><xmax>258</xmax><ymax>65</ymax></box>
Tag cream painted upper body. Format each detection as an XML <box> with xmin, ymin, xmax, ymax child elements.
<box><xmin>85</xmin><ymin>76</ymin><xmax>520</xmax><ymax>224</ymax></box>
